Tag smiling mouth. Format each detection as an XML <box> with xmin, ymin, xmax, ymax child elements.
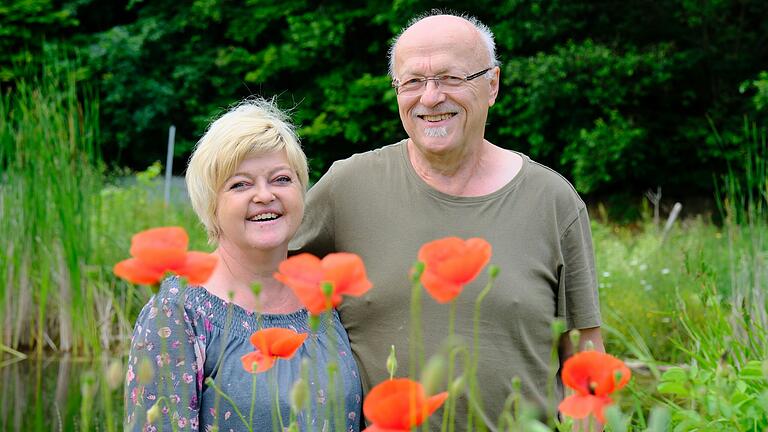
<box><xmin>247</xmin><ymin>212</ymin><xmax>280</xmax><ymax>222</ymax></box>
<box><xmin>418</xmin><ymin>113</ymin><xmax>456</xmax><ymax>122</ymax></box>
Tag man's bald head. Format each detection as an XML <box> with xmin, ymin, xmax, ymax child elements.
<box><xmin>388</xmin><ymin>12</ymin><xmax>499</xmax><ymax>79</ymax></box>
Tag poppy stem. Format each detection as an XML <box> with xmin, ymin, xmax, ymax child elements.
<box><xmin>469</xmin><ymin>265</ymin><xmax>499</xmax><ymax>430</ymax></box>
<box><xmin>410</xmin><ymin>262</ymin><xmax>425</xmax><ymax>381</ymax></box>
<box><xmin>204</xmin><ymin>377</ymin><xmax>252</xmax><ymax>431</ymax></box>
<box><xmin>249</xmin><ymin>373</ymin><xmax>257</xmax><ymax>426</ymax></box>
<box><xmin>441</xmin><ymin>301</ymin><xmax>457</xmax><ymax>432</ymax></box>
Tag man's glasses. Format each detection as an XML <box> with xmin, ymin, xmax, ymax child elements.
<box><xmin>392</xmin><ymin>68</ymin><xmax>492</xmax><ymax>96</ymax></box>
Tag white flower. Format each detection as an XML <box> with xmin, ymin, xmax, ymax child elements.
<box><xmin>661</xmin><ymin>268</ymin><xmax>671</xmax><ymax>275</ymax></box>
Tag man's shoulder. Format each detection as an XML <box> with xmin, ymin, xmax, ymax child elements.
<box><xmin>519</xmin><ymin>154</ymin><xmax>585</xmax><ymax>207</ymax></box>
<box><xmin>326</xmin><ymin>141</ymin><xmax>405</xmax><ymax>177</ymax></box>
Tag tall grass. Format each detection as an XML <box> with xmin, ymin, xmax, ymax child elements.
<box><xmin>0</xmin><ymin>53</ymin><xmax>103</xmax><ymax>356</ymax></box>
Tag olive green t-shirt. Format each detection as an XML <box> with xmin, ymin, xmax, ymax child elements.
<box><xmin>291</xmin><ymin>140</ymin><xmax>601</xmax><ymax>429</ymax></box>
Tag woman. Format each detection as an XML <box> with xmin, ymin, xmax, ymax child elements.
<box><xmin>124</xmin><ymin>99</ymin><xmax>363</xmax><ymax>431</ymax></box>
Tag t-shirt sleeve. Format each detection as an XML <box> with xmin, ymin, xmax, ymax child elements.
<box><xmin>558</xmin><ymin>206</ymin><xmax>602</xmax><ymax>330</ymax></box>
<box><xmin>290</xmin><ymin>162</ymin><xmax>338</xmax><ymax>256</ymax></box>
<box><xmin>124</xmin><ymin>288</ymin><xmax>205</xmax><ymax>431</ymax></box>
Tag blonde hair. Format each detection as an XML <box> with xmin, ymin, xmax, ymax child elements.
<box><xmin>186</xmin><ymin>98</ymin><xmax>309</xmax><ymax>243</ymax></box>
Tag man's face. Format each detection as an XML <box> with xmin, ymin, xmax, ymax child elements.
<box><xmin>393</xmin><ymin>16</ymin><xmax>499</xmax><ymax>158</ymax></box>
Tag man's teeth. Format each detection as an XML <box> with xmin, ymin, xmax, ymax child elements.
<box><xmin>421</xmin><ymin>113</ymin><xmax>454</xmax><ymax>122</ymax></box>
<box><xmin>248</xmin><ymin>213</ymin><xmax>279</xmax><ymax>221</ymax></box>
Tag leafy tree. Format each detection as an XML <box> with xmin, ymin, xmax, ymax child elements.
<box><xmin>4</xmin><ymin>0</ymin><xmax>767</xmax><ymax>201</ymax></box>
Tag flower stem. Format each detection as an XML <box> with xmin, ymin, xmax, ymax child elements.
<box><xmin>205</xmin><ymin>378</ymin><xmax>252</xmax><ymax>432</ymax></box>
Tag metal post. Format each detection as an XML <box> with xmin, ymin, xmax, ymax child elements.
<box><xmin>164</xmin><ymin>125</ymin><xmax>176</xmax><ymax>206</ymax></box>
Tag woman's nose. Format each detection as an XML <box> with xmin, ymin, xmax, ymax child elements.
<box><xmin>251</xmin><ymin>183</ymin><xmax>275</xmax><ymax>204</ymax></box>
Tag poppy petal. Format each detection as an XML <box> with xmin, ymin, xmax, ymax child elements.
<box><xmin>249</xmin><ymin>328</ymin><xmax>307</xmax><ymax>358</ymax></box>
<box><xmin>114</xmin><ymin>258</ymin><xmax>166</xmax><ymax>285</ymax></box>
<box><xmin>362</xmin><ymin>425</ymin><xmax>408</xmax><ymax>432</ymax></box>
<box><xmin>270</xmin><ymin>332</ymin><xmax>308</xmax><ymax>358</ymax></box>
<box><xmin>176</xmin><ymin>251</ymin><xmax>218</xmax><ymax>285</ymax></box>
<box><xmin>241</xmin><ymin>351</ymin><xmax>265</xmax><ymax>373</ymax></box>
<box><xmin>274</xmin><ymin>254</ymin><xmax>327</xmax><ymax>314</ymax></box>
<box><xmin>558</xmin><ymin>394</ymin><xmax>597</xmax><ymax>419</ymax></box>
<box><xmin>593</xmin><ymin>395</ymin><xmax>613</xmax><ymax>424</ymax></box>
<box><xmin>130</xmin><ymin>227</ymin><xmax>189</xmax><ymax>267</ymax></box>
<box><xmin>363</xmin><ymin>379</ymin><xmax>445</xmax><ymax>429</ymax></box>
<box><xmin>322</xmin><ymin>253</ymin><xmax>373</xmax><ymax>298</ymax></box>
<box><xmin>420</xmin><ymin>270</ymin><xmax>462</xmax><ymax>303</ymax></box>
<box><xmin>415</xmin><ymin>392</ymin><xmax>449</xmax><ymax>424</ymax></box>
<box><xmin>417</xmin><ymin>237</ymin><xmax>492</xmax><ymax>303</ymax></box>
<box><xmin>562</xmin><ymin>351</ymin><xmax>631</xmax><ymax>396</ymax></box>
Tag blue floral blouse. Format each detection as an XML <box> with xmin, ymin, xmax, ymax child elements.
<box><xmin>124</xmin><ymin>277</ymin><xmax>363</xmax><ymax>432</ymax></box>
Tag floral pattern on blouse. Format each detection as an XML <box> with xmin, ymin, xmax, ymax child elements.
<box><xmin>125</xmin><ymin>277</ymin><xmax>362</xmax><ymax>432</ymax></box>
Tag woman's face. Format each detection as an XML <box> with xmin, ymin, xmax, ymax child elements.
<box><xmin>215</xmin><ymin>150</ymin><xmax>304</xmax><ymax>254</ymax></box>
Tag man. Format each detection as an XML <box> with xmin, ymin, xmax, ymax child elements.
<box><xmin>291</xmin><ymin>12</ymin><xmax>604</xmax><ymax>430</ymax></box>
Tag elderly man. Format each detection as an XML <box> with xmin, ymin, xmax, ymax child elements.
<box><xmin>292</xmin><ymin>12</ymin><xmax>604</xmax><ymax>430</ymax></box>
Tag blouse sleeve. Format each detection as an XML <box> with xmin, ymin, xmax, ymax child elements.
<box><xmin>124</xmin><ymin>285</ymin><xmax>206</xmax><ymax>431</ymax></box>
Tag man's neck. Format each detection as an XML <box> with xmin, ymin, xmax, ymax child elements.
<box><xmin>407</xmin><ymin>138</ymin><xmax>521</xmax><ymax>197</ymax></box>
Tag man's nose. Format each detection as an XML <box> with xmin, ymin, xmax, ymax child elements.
<box><xmin>419</xmin><ymin>80</ymin><xmax>446</xmax><ymax>106</ymax></box>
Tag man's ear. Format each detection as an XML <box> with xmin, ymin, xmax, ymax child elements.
<box><xmin>488</xmin><ymin>66</ymin><xmax>500</xmax><ymax>107</ymax></box>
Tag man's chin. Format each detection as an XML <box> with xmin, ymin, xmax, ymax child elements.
<box><xmin>423</xmin><ymin>126</ymin><xmax>449</xmax><ymax>138</ymax></box>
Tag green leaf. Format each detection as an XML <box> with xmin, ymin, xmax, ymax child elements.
<box><xmin>660</xmin><ymin>367</ymin><xmax>688</xmax><ymax>383</ymax></box>
<box><xmin>657</xmin><ymin>381</ymin><xmax>689</xmax><ymax>397</ymax></box>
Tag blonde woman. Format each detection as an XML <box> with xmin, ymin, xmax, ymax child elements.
<box><xmin>124</xmin><ymin>99</ymin><xmax>362</xmax><ymax>431</ymax></box>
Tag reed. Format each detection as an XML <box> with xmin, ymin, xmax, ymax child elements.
<box><xmin>0</xmin><ymin>52</ymin><xmax>103</xmax><ymax>355</ymax></box>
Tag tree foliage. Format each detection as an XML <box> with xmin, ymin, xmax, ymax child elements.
<box><xmin>2</xmin><ymin>0</ymin><xmax>767</xmax><ymax>197</ymax></box>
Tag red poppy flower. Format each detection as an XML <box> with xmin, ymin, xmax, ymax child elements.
<box><xmin>113</xmin><ymin>227</ymin><xmax>217</xmax><ymax>286</ymax></box>
<box><xmin>241</xmin><ymin>327</ymin><xmax>308</xmax><ymax>373</ymax></box>
<box><xmin>363</xmin><ymin>378</ymin><xmax>448</xmax><ymax>432</ymax></box>
<box><xmin>558</xmin><ymin>351</ymin><xmax>631</xmax><ymax>423</ymax></box>
<box><xmin>274</xmin><ymin>252</ymin><xmax>372</xmax><ymax>315</ymax></box>
<box><xmin>417</xmin><ymin>237</ymin><xmax>492</xmax><ymax>303</ymax></box>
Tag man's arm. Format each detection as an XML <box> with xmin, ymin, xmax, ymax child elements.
<box><xmin>559</xmin><ymin>326</ymin><xmax>605</xmax><ymax>359</ymax></box>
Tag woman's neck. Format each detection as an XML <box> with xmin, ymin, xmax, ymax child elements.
<box><xmin>204</xmin><ymin>243</ymin><xmax>303</xmax><ymax>314</ymax></box>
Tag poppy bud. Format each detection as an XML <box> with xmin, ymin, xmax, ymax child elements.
<box><xmin>146</xmin><ymin>403</ymin><xmax>161</xmax><ymax>423</ymax></box>
<box><xmin>411</xmin><ymin>261</ymin><xmax>425</xmax><ymax>282</ymax></box>
<box><xmin>614</xmin><ymin>370</ymin><xmax>624</xmax><ymax>384</ymax></box>
<box><xmin>290</xmin><ymin>378</ymin><xmax>310</xmax><ymax>412</ymax></box>
<box><xmin>251</xmin><ymin>282</ymin><xmax>262</xmax><ymax>297</ymax></box>
<box><xmin>488</xmin><ymin>264</ymin><xmax>500</xmax><ymax>279</ymax></box>
<box><xmin>569</xmin><ymin>329</ymin><xmax>581</xmax><ymax>349</ymax></box>
<box><xmin>550</xmin><ymin>320</ymin><xmax>566</xmax><ymax>339</ymax></box>
<box><xmin>138</xmin><ymin>357</ymin><xmax>154</xmax><ymax>384</ymax></box>
<box><xmin>309</xmin><ymin>314</ymin><xmax>321</xmax><ymax>331</ymax></box>
<box><xmin>450</xmin><ymin>375</ymin><xmax>466</xmax><ymax>395</ymax></box>
<box><xmin>421</xmin><ymin>355</ymin><xmax>447</xmax><ymax>395</ymax></box>
<box><xmin>386</xmin><ymin>345</ymin><xmax>398</xmax><ymax>379</ymax></box>
<box><xmin>105</xmin><ymin>359</ymin><xmax>123</xmax><ymax>390</ymax></box>
<box><xmin>321</xmin><ymin>282</ymin><xmax>333</xmax><ymax>299</ymax></box>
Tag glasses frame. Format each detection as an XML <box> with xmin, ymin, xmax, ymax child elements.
<box><xmin>392</xmin><ymin>67</ymin><xmax>493</xmax><ymax>95</ymax></box>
